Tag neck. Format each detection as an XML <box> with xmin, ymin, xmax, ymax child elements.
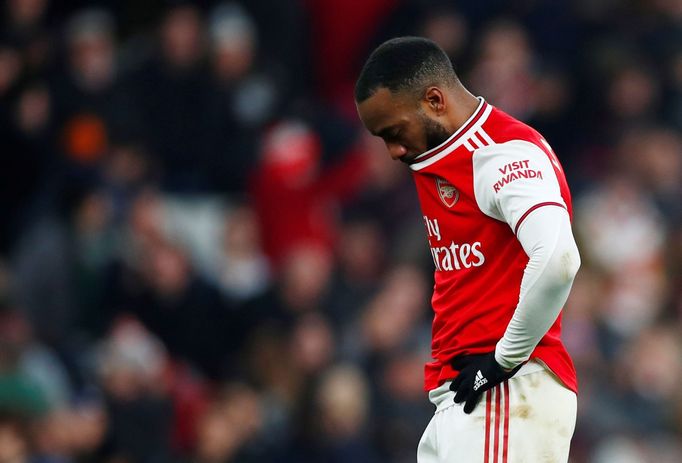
<box><xmin>445</xmin><ymin>88</ymin><xmax>480</xmax><ymax>134</ymax></box>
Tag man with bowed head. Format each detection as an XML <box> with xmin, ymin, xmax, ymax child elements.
<box><xmin>355</xmin><ymin>37</ymin><xmax>581</xmax><ymax>462</ymax></box>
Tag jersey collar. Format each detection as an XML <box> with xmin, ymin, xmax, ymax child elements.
<box><xmin>410</xmin><ymin>97</ymin><xmax>491</xmax><ymax>171</ymax></box>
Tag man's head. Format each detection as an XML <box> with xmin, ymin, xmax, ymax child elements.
<box><xmin>356</xmin><ymin>37</ymin><xmax>468</xmax><ymax>164</ymax></box>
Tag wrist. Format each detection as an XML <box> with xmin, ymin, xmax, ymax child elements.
<box><xmin>494</xmin><ymin>345</ymin><xmax>520</xmax><ymax>371</ymax></box>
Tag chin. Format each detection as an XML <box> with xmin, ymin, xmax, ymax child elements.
<box><xmin>401</xmin><ymin>153</ymin><xmax>420</xmax><ymax>164</ymax></box>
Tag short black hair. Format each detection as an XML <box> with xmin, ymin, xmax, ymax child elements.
<box><xmin>355</xmin><ymin>37</ymin><xmax>458</xmax><ymax>103</ymax></box>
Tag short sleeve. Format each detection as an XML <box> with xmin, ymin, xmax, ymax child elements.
<box><xmin>472</xmin><ymin>140</ymin><xmax>567</xmax><ymax>234</ymax></box>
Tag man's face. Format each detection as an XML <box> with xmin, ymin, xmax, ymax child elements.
<box><xmin>357</xmin><ymin>87</ymin><xmax>451</xmax><ymax>164</ymax></box>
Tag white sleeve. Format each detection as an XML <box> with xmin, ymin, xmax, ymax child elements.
<box><xmin>493</xmin><ymin>206</ymin><xmax>580</xmax><ymax>369</ymax></box>
<box><xmin>472</xmin><ymin>139</ymin><xmax>567</xmax><ymax>233</ymax></box>
<box><xmin>472</xmin><ymin>139</ymin><xmax>579</xmax><ymax>369</ymax></box>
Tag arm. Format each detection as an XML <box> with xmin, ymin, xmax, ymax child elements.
<box><xmin>494</xmin><ymin>205</ymin><xmax>580</xmax><ymax>370</ymax></box>
<box><xmin>452</xmin><ymin>139</ymin><xmax>580</xmax><ymax>413</ymax></box>
<box><xmin>471</xmin><ymin>139</ymin><xmax>580</xmax><ymax>369</ymax></box>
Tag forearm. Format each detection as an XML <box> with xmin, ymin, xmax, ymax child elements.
<box><xmin>495</xmin><ymin>206</ymin><xmax>581</xmax><ymax>370</ymax></box>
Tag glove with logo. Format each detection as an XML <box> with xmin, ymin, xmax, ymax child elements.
<box><xmin>449</xmin><ymin>353</ymin><xmax>522</xmax><ymax>414</ymax></box>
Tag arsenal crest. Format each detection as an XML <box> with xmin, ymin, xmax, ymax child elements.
<box><xmin>436</xmin><ymin>178</ymin><xmax>459</xmax><ymax>208</ymax></box>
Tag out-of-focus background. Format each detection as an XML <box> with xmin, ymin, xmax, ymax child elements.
<box><xmin>0</xmin><ymin>0</ymin><xmax>680</xmax><ymax>462</ymax></box>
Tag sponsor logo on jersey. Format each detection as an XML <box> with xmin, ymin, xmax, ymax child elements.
<box><xmin>473</xmin><ymin>370</ymin><xmax>488</xmax><ymax>391</ymax></box>
<box><xmin>423</xmin><ymin>216</ymin><xmax>441</xmax><ymax>241</ymax></box>
<box><xmin>422</xmin><ymin>215</ymin><xmax>486</xmax><ymax>271</ymax></box>
<box><xmin>429</xmin><ymin>240</ymin><xmax>485</xmax><ymax>271</ymax></box>
<box><xmin>493</xmin><ymin>159</ymin><xmax>543</xmax><ymax>193</ymax></box>
<box><xmin>436</xmin><ymin>178</ymin><xmax>459</xmax><ymax>208</ymax></box>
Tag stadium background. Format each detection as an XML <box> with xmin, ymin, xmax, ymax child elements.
<box><xmin>1</xmin><ymin>0</ymin><xmax>681</xmax><ymax>461</ymax></box>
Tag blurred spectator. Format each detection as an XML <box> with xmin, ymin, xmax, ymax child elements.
<box><xmin>3</xmin><ymin>0</ymin><xmax>48</xmax><ymax>37</ymax></box>
<box><xmin>209</xmin><ymin>205</ymin><xmax>270</xmax><ymax>302</ymax></box>
<box><xmin>417</xmin><ymin>6</ymin><xmax>469</xmax><ymax>67</ymax></box>
<box><xmin>359</xmin><ymin>265</ymin><xmax>429</xmax><ymax>356</ymax></box>
<box><xmin>289</xmin><ymin>364</ymin><xmax>379</xmax><ymax>462</ymax></box>
<box><xmin>278</xmin><ymin>245</ymin><xmax>333</xmax><ymax>315</ymax></box>
<box><xmin>617</xmin><ymin>127</ymin><xmax>682</xmax><ymax>221</ymax></box>
<box><xmin>0</xmin><ymin>413</ymin><xmax>38</xmax><ymax>463</ymax></box>
<box><xmin>53</xmin><ymin>9</ymin><xmax>137</xmax><ymax>167</ymax></box>
<box><xmin>2</xmin><ymin>0</ymin><xmax>52</xmax><ymax>75</ymax></box>
<box><xmin>619</xmin><ymin>325</ymin><xmax>682</xmax><ymax>406</ymax></box>
<box><xmin>208</xmin><ymin>2</ymin><xmax>278</xmax><ymax>126</ymax></box>
<box><xmin>96</xmin><ymin>316</ymin><xmax>173</xmax><ymax>463</ymax></box>
<box><xmin>344</xmin><ymin>132</ymin><xmax>423</xmax><ymax>262</ymax></box>
<box><xmin>0</xmin><ymin>80</ymin><xmax>53</xmax><ymax>252</ymax></box>
<box><xmin>32</xmin><ymin>402</ymin><xmax>107</xmax><ymax>462</ymax></box>
<box><xmin>188</xmin><ymin>383</ymin><xmax>264</xmax><ymax>463</ymax></box>
<box><xmin>250</xmin><ymin>120</ymin><xmax>368</xmax><ymax>267</ymax></box>
<box><xmin>15</xmin><ymin>83</ymin><xmax>51</xmax><ymax>136</ymax></box>
<box><xmin>131</xmin><ymin>3</ymin><xmax>209</xmax><ymax>192</ymax></box>
<box><xmin>376</xmin><ymin>349</ymin><xmax>431</xmax><ymax>463</ymax></box>
<box><xmin>290</xmin><ymin>313</ymin><xmax>335</xmax><ymax>377</ymax></box>
<box><xmin>201</xmin><ymin>3</ymin><xmax>282</xmax><ymax>193</ymax></box>
<box><xmin>0</xmin><ymin>310</ymin><xmax>50</xmax><ymax>418</ymax></box>
<box><xmin>469</xmin><ymin>20</ymin><xmax>537</xmax><ymax>119</ymax></box>
<box><xmin>65</xmin><ymin>10</ymin><xmax>115</xmax><ymax>93</ymax></box>
<box><xmin>606</xmin><ymin>64</ymin><xmax>661</xmax><ymax>134</ymax></box>
<box><xmin>302</xmin><ymin>0</ymin><xmax>399</xmax><ymax>117</ymax></box>
<box><xmin>117</xmin><ymin>237</ymin><xmax>232</xmax><ymax>378</ymax></box>
<box><xmin>325</xmin><ymin>219</ymin><xmax>385</xmax><ymax>330</ymax></box>
<box><xmin>575</xmin><ymin>176</ymin><xmax>667</xmax><ymax>341</ymax></box>
<box><xmin>12</xmin><ymin>182</ymin><xmax>120</xmax><ymax>344</ymax></box>
<box><xmin>526</xmin><ymin>66</ymin><xmax>576</xmax><ymax>153</ymax></box>
<box><xmin>0</xmin><ymin>44</ymin><xmax>23</xmax><ymax>98</ymax></box>
<box><xmin>100</xmin><ymin>141</ymin><xmax>154</xmax><ymax>223</ymax></box>
<box><xmin>12</xmin><ymin>195</ymin><xmax>80</xmax><ymax>345</ymax></box>
<box><xmin>1</xmin><ymin>309</ymin><xmax>70</xmax><ymax>412</ymax></box>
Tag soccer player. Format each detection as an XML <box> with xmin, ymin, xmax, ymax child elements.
<box><xmin>355</xmin><ymin>37</ymin><xmax>581</xmax><ymax>462</ymax></box>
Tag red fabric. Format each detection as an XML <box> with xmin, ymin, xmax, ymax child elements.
<box><xmin>414</xmin><ymin>103</ymin><xmax>577</xmax><ymax>393</ymax></box>
<box><xmin>250</xmin><ymin>146</ymin><xmax>368</xmax><ymax>268</ymax></box>
<box><xmin>303</xmin><ymin>0</ymin><xmax>398</xmax><ymax>116</ymax></box>
<box><xmin>166</xmin><ymin>362</ymin><xmax>210</xmax><ymax>452</ymax></box>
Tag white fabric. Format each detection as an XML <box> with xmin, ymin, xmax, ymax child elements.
<box><xmin>417</xmin><ymin>361</ymin><xmax>577</xmax><ymax>463</ymax></box>
<box><xmin>494</xmin><ymin>207</ymin><xmax>580</xmax><ymax>369</ymax></box>
<box><xmin>410</xmin><ymin>99</ymin><xmax>492</xmax><ymax>171</ymax></box>
<box><xmin>471</xmin><ymin>138</ymin><xmax>580</xmax><ymax>370</ymax></box>
<box><xmin>472</xmin><ymin>139</ymin><xmax>566</xmax><ymax>232</ymax></box>
<box><xmin>429</xmin><ymin>360</ymin><xmax>544</xmax><ymax>413</ymax></box>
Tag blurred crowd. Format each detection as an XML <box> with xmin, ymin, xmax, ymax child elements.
<box><xmin>0</xmin><ymin>0</ymin><xmax>681</xmax><ymax>462</ymax></box>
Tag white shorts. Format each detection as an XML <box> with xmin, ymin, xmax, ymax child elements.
<box><xmin>417</xmin><ymin>360</ymin><xmax>577</xmax><ymax>463</ymax></box>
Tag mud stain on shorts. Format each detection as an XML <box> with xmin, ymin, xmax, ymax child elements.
<box><xmin>541</xmin><ymin>448</ymin><xmax>557</xmax><ymax>463</ymax></box>
<box><xmin>528</xmin><ymin>374</ymin><xmax>541</xmax><ymax>389</ymax></box>
<box><xmin>510</xmin><ymin>404</ymin><xmax>532</xmax><ymax>420</ymax></box>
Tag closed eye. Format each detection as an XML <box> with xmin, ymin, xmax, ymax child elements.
<box><xmin>377</xmin><ymin>127</ymin><xmax>402</xmax><ymax>142</ymax></box>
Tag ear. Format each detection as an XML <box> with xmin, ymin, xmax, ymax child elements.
<box><xmin>424</xmin><ymin>87</ymin><xmax>447</xmax><ymax>115</ymax></box>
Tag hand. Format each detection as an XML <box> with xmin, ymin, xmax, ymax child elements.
<box><xmin>449</xmin><ymin>353</ymin><xmax>522</xmax><ymax>414</ymax></box>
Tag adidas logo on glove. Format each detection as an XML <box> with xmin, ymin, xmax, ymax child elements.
<box><xmin>473</xmin><ymin>370</ymin><xmax>488</xmax><ymax>391</ymax></box>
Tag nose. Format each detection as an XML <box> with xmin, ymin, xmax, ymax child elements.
<box><xmin>387</xmin><ymin>142</ymin><xmax>408</xmax><ymax>160</ymax></box>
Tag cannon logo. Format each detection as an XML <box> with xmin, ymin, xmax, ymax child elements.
<box><xmin>436</xmin><ymin>178</ymin><xmax>459</xmax><ymax>208</ymax></box>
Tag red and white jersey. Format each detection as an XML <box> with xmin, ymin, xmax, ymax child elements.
<box><xmin>410</xmin><ymin>97</ymin><xmax>577</xmax><ymax>393</ymax></box>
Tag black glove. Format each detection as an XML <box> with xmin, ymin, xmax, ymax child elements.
<box><xmin>449</xmin><ymin>352</ymin><xmax>522</xmax><ymax>414</ymax></box>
